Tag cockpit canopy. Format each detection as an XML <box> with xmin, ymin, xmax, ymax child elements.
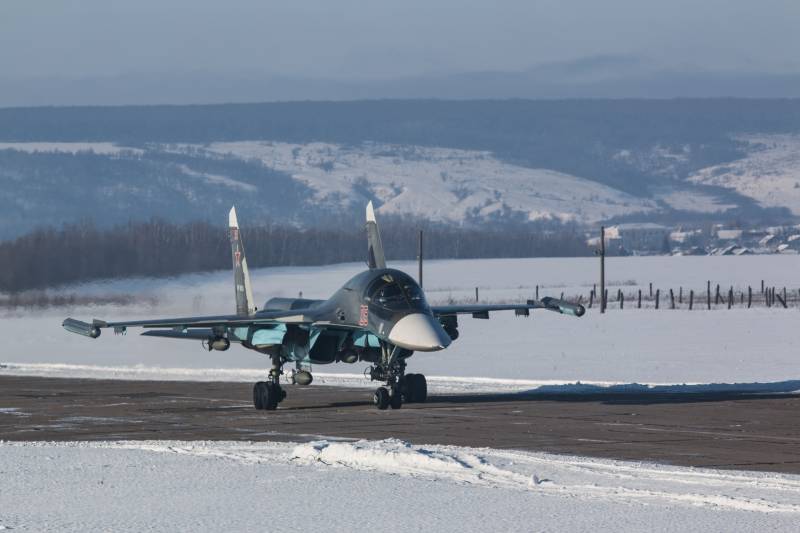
<box><xmin>366</xmin><ymin>271</ymin><xmax>429</xmax><ymax>312</ymax></box>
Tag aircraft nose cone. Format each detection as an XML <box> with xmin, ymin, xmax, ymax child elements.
<box><xmin>388</xmin><ymin>313</ymin><xmax>451</xmax><ymax>352</ymax></box>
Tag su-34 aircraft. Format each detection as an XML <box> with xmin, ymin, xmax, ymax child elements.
<box><xmin>63</xmin><ymin>203</ymin><xmax>585</xmax><ymax>411</ymax></box>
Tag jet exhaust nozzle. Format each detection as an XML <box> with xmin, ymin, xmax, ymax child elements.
<box><xmin>62</xmin><ymin>318</ymin><xmax>101</xmax><ymax>338</ymax></box>
<box><xmin>539</xmin><ymin>297</ymin><xmax>586</xmax><ymax>317</ymax></box>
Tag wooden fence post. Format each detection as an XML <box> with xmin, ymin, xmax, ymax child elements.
<box><xmin>536</xmin><ymin>285</ymin><xmax>539</xmax><ymax>300</ymax></box>
<box><xmin>620</xmin><ymin>292</ymin><xmax>624</xmax><ymax>309</ymax></box>
<box><xmin>715</xmin><ymin>284</ymin><xmax>721</xmax><ymax>305</ymax></box>
<box><xmin>638</xmin><ymin>289</ymin><xmax>642</xmax><ymax>309</ymax></box>
<box><xmin>748</xmin><ymin>286</ymin><xmax>752</xmax><ymax>308</ymax></box>
<box><xmin>655</xmin><ymin>289</ymin><xmax>660</xmax><ymax>309</ymax></box>
<box><xmin>707</xmin><ymin>281</ymin><xmax>711</xmax><ymax>310</ymax></box>
<box><xmin>776</xmin><ymin>291</ymin><xmax>788</xmax><ymax>309</ymax></box>
<box><xmin>670</xmin><ymin>289</ymin><xmax>675</xmax><ymax>309</ymax></box>
<box><xmin>689</xmin><ymin>290</ymin><xmax>694</xmax><ymax>310</ymax></box>
<box><xmin>728</xmin><ymin>288</ymin><xmax>733</xmax><ymax>309</ymax></box>
<box><xmin>761</xmin><ymin>279</ymin><xmax>765</xmax><ymax>294</ymax></box>
<box><xmin>475</xmin><ymin>287</ymin><xmax>479</xmax><ymax>302</ymax></box>
<box><xmin>679</xmin><ymin>287</ymin><xmax>683</xmax><ymax>304</ymax></box>
<box><xmin>649</xmin><ymin>283</ymin><xmax>653</xmax><ymax>298</ymax></box>
<box><xmin>588</xmin><ymin>290</ymin><xmax>594</xmax><ymax>308</ymax></box>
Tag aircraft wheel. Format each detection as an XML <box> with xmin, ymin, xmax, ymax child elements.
<box><xmin>414</xmin><ymin>374</ymin><xmax>427</xmax><ymax>403</ymax></box>
<box><xmin>389</xmin><ymin>390</ymin><xmax>402</xmax><ymax>410</ymax></box>
<box><xmin>253</xmin><ymin>381</ymin><xmax>266</xmax><ymax>410</ymax></box>
<box><xmin>404</xmin><ymin>374</ymin><xmax>428</xmax><ymax>403</ymax></box>
<box><xmin>257</xmin><ymin>382</ymin><xmax>279</xmax><ymax>411</ymax></box>
<box><xmin>374</xmin><ymin>387</ymin><xmax>390</xmax><ymax>410</ymax></box>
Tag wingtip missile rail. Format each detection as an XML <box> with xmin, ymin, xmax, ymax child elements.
<box><xmin>62</xmin><ymin>318</ymin><xmax>103</xmax><ymax>338</ymax></box>
<box><xmin>536</xmin><ymin>297</ymin><xmax>586</xmax><ymax>317</ymax></box>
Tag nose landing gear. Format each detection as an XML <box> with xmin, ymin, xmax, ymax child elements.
<box><xmin>369</xmin><ymin>342</ymin><xmax>427</xmax><ymax>410</ymax></box>
<box><xmin>253</xmin><ymin>353</ymin><xmax>287</xmax><ymax>411</ymax></box>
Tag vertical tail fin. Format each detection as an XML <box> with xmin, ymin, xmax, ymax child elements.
<box><xmin>365</xmin><ymin>201</ymin><xmax>387</xmax><ymax>269</ymax></box>
<box><xmin>229</xmin><ymin>206</ymin><xmax>256</xmax><ymax>316</ymax></box>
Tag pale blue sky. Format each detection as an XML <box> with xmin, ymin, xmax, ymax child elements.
<box><xmin>1</xmin><ymin>0</ymin><xmax>799</xmax><ymax>80</ymax></box>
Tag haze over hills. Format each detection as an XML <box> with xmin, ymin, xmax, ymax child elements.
<box><xmin>1</xmin><ymin>99</ymin><xmax>800</xmax><ymax>238</ymax></box>
<box><xmin>2</xmin><ymin>56</ymin><xmax>800</xmax><ymax>106</ymax></box>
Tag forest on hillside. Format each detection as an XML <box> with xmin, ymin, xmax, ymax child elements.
<box><xmin>0</xmin><ymin>219</ymin><xmax>589</xmax><ymax>292</ymax></box>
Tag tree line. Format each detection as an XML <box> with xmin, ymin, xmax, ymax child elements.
<box><xmin>0</xmin><ymin>218</ymin><xmax>589</xmax><ymax>292</ymax></box>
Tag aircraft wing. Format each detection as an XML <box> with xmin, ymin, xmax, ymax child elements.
<box><xmin>432</xmin><ymin>297</ymin><xmax>585</xmax><ymax>318</ymax></box>
<box><xmin>62</xmin><ymin>309</ymin><xmax>316</xmax><ymax>338</ymax></box>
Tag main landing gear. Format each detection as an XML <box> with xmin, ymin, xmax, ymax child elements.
<box><xmin>253</xmin><ymin>353</ymin><xmax>287</xmax><ymax>410</ymax></box>
<box><xmin>369</xmin><ymin>343</ymin><xmax>427</xmax><ymax>410</ymax></box>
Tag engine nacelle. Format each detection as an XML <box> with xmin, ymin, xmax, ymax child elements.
<box><xmin>439</xmin><ymin>315</ymin><xmax>459</xmax><ymax>341</ymax></box>
<box><xmin>443</xmin><ymin>325</ymin><xmax>459</xmax><ymax>341</ymax></box>
<box><xmin>208</xmin><ymin>337</ymin><xmax>230</xmax><ymax>351</ymax></box>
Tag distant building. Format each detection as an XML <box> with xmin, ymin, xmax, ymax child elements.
<box><xmin>716</xmin><ymin>229</ymin><xmax>743</xmax><ymax>241</ymax></box>
<box><xmin>711</xmin><ymin>245</ymin><xmax>752</xmax><ymax>256</ymax></box>
<box><xmin>606</xmin><ymin>223</ymin><xmax>671</xmax><ymax>253</ymax></box>
<box><xmin>759</xmin><ymin>234</ymin><xmax>778</xmax><ymax>248</ymax></box>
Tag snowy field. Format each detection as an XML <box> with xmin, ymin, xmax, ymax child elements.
<box><xmin>3</xmin><ymin>439</ymin><xmax>800</xmax><ymax>532</ymax></box>
<box><xmin>3</xmin><ymin>255</ymin><xmax>800</xmax><ymax>531</ymax></box>
<box><xmin>2</xmin><ymin>254</ymin><xmax>799</xmax><ymax>387</ymax></box>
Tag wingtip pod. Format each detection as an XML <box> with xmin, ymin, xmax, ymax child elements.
<box><xmin>62</xmin><ymin>318</ymin><xmax>102</xmax><ymax>338</ymax></box>
<box><xmin>229</xmin><ymin>206</ymin><xmax>239</xmax><ymax>228</ymax></box>
<box><xmin>366</xmin><ymin>201</ymin><xmax>376</xmax><ymax>223</ymax></box>
<box><xmin>539</xmin><ymin>297</ymin><xmax>586</xmax><ymax>317</ymax></box>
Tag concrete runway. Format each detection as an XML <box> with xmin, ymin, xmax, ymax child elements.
<box><xmin>2</xmin><ymin>375</ymin><xmax>800</xmax><ymax>474</ymax></box>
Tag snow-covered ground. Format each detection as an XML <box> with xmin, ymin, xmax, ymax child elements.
<box><xmin>690</xmin><ymin>134</ymin><xmax>800</xmax><ymax>215</ymax></box>
<box><xmin>2</xmin><ymin>439</ymin><xmax>799</xmax><ymax>532</ymax></box>
<box><xmin>3</xmin><ymin>255</ymin><xmax>799</xmax><ymax>530</ymax></box>
<box><xmin>2</xmin><ymin>255</ymin><xmax>799</xmax><ymax>387</ymax></box>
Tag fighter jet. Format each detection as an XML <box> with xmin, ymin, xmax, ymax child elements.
<box><xmin>63</xmin><ymin>203</ymin><xmax>584</xmax><ymax>411</ymax></box>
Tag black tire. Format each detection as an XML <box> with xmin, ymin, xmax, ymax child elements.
<box><xmin>253</xmin><ymin>381</ymin><xmax>266</xmax><ymax>410</ymax></box>
<box><xmin>414</xmin><ymin>374</ymin><xmax>428</xmax><ymax>403</ymax></box>
<box><xmin>374</xmin><ymin>387</ymin><xmax>390</xmax><ymax>410</ymax></box>
<box><xmin>263</xmin><ymin>383</ymin><xmax>279</xmax><ymax>410</ymax></box>
<box><xmin>402</xmin><ymin>374</ymin><xmax>417</xmax><ymax>403</ymax></box>
<box><xmin>405</xmin><ymin>374</ymin><xmax>428</xmax><ymax>403</ymax></box>
<box><xmin>390</xmin><ymin>390</ymin><xmax>402</xmax><ymax>410</ymax></box>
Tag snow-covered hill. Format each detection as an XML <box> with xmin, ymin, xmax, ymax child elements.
<box><xmin>196</xmin><ymin>141</ymin><xmax>659</xmax><ymax>224</ymax></box>
<box><xmin>689</xmin><ymin>134</ymin><xmax>800</xmax><ymax>215</ymax></box>
<box><xmin>2</xmin><ymin>133</ymin><xmax>800</xmax><ymax>237</ymax></box>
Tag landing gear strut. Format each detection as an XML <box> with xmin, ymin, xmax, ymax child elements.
<box><xmin>253</xmin><ymin>353</ymin><xmax>287</xmax><ymax>411</ymax></box>
<box><xmin>369</xmin><ymin>343</ymin><xmax>427</xmax><ymax>410</ymax></box>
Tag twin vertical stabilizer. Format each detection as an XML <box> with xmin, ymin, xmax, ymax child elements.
<box><xmin>229</xmin><ymin>206</ymin><xmax>256</xmax><ymax>316</ymax></box>
<box><xmin>366</xmin><ymin>201</ymin><xmax>387</xmax><ymax>269</ymax></box>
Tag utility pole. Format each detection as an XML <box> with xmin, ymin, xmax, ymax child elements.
<box><xmin>417</xmin><ymin>229</ymin><xmax>423</xmax><ymax>289</ymax></box>
<box><xmin>600</xmin><ymin>226</ymin><xmax>606</xmax><ymax>314</ymax></box>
